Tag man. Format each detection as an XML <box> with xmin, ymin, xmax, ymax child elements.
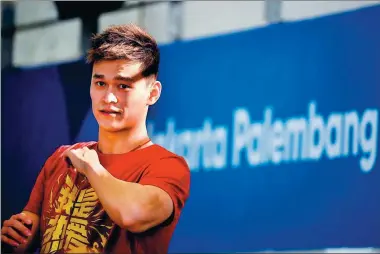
<box><xmin>1</xmin><ymin>24</ymin><xmax>190</xmax><ymax>254</ymax></box>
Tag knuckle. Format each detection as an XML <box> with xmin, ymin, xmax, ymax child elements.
<box><xmin>1</xmin><ymin>236</ymin><xmax>8</xmax><ymax>243</ymax></box>
<box><xmin>16</xmin><ymin>235</ymin><xmax>23</xmax><ymax>242</ymax></box>
<box><xmin>11</xmin><ymin>220</ymin><xmax>20</xmax><ymax>228</ymax></box>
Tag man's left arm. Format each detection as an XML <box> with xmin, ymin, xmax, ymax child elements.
<box><xmin>65</xmin><ymin>147</ymin><xmax>190</xmax><ymax>233</ymax></box>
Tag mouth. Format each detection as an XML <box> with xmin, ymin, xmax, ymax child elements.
<box><xmin>99</xmin><ymin>110</ymin><xmax>122</xmax><ymax>117</ymax></box>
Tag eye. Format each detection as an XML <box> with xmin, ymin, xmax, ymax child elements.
<box><xmin>119</xmin><ymin>84</ymin><xmax>131</xmax><ymax>89</ymax></box>
<box><xmin>95</xmin><ymin>81</ymin><xmax>106</xmax><ymax>87</ymax></box>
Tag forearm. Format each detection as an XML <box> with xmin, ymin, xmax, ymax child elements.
<box><xmin>85</xmin><ymin>164</ymin><xmax>152</xmax><ymax>229</ymax></box>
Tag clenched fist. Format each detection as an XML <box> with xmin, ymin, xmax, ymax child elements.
<box><xmin>1</xmin><ymin>212</ymin><xmax>33</xmax><ymax>248</ymax></box>
<box><xmin>64</xmin><ymin>147</ymin><xmax>101</xmax><ymax>175</ymax></box>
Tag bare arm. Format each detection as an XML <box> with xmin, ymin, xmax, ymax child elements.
<box><xmin>65</xmin><ymin>147</ymin><xmax>190</xmax><ymax>234</ymax></box>
<box><xmin>86</xmin><ymin>164</ymin><xmax>173</xmax><ymax>233</ymax></box>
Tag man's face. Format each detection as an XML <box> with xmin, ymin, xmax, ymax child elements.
<box><xmin>90</xmin><ymin>59</ymin><xmax>160</xmax><ymax>132</ymax></box>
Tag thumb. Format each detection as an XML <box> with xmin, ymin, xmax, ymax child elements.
<box><xmin>19</xmin><ymin>213</ymin><xmax>32</xmax><ymax>225</ymax></box>
<box><xmin>64</xmin><ymin>151</ymin><xmax>74</xmax><ymax>167</ymax></box>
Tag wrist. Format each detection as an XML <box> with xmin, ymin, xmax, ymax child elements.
<box><xmin>87</xmin><ymin>162</ymin><xmax>106</xmax><ymax>177</ymax></box>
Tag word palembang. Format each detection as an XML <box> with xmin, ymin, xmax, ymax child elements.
<box><xmin>149</xmin><ymin>101</ymin><xmax>378</xmax><ymax>173</ymax></box>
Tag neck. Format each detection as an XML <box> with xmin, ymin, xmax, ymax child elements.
<box><xmin>97</xmin><ymin>123</ymin><xmax>151</xmax><ymax>154</ymax></box>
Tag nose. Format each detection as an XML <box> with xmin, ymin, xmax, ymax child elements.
<box><xmin>104</xmin><ymin>91</ymin><xmax>118</xmax><ymax>104</ymax></box>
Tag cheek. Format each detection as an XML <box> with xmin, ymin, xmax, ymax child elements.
<box><xmin>122</xmin><ymin>92</ymin><xmax>138</xmax><ymax>105</ymax></box>
<box><xmin>90</xmin><ymin>87</ymin><xmax>95</xmax><ymax>100</ymax></box>
<box><xmin>90</xmin><ymin>90</ymin><xmax>101</xmax><ymax>105</ymax></box>
<box><xmin>130</xmin><ymin>89</ymin><xmax>149</xmax><ymax>104</ymax></box>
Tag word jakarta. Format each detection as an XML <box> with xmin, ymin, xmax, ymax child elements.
<box><xmin>149</xmin><ymin>101</ymin><xmax>378</xmax><ymax>173</ymax></box>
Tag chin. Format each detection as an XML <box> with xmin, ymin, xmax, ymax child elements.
<box><xmin>95</xmin><ymin>113</ymin><xmax>135</xmax><ymax>132</ymax></box>
<box><xmin>98</xmin><ymin>122</ymin><xmax>127</xmax><ymax>132</ymax></box>
<box><xmin>95</xmin><ymin>118</ymin><xmax>124</xmax><ymax>132</ymax></box>
<box><xmin>100</xmin><ymin>126</ymin><xmax>122</xmax><ymax>132</ymax></box>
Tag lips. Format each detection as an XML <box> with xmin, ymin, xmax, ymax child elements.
<box><xmin>99</xmin><ymin>108</ymin><xmax>122</xmax><ymax>116</ymax></box>
<box><xmin>100</xmin><ymin>110</ymin><xmax>120</xmax><ymax>114</ymax></box>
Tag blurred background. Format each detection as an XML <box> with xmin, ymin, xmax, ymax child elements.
<box><xmin>1</xmin><ymin>0</ymin><xmax>380</xmax><ymax>253</ymax></box>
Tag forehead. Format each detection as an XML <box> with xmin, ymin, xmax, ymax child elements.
<box><xmin>92</xmin><ymin>59</ymin><xmax>142</xmax><ymax>79</ymax></box>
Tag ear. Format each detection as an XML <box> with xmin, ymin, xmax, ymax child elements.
<box><xmin>147</xmin><ymin>80</ymin><xmax>162</xmax><ymax>106</ymax></box>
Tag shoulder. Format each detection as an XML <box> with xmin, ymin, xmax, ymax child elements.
<box><xmin>44</xmin><ymin>141</ymin><xmax>97</xmax><ymax>168</ymax></box>
<box><xmin>149</xmin><ymin>144</ymin><xmax>181</xmax><ymax>158</ymax></box>
<box><xmin>148</xmin><ymin>144</ymin><xmax>188</xmax><ymax>166</ymax></box>
<box><xmin>143</xmin><ymin>144</ymin><xmax>191</xmax><ymax>177</ymax></box>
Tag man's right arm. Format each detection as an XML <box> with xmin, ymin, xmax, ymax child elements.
<box><xmin>2</xmin><ymin>145</ymin><xmax>65</xmax><ymax>253</ymax></box>
<box><xmin>1</xmin><ymin>166</ymin><xmax>44</xmax><ymax>253</ymax></box>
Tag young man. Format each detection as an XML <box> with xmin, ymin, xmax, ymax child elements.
<box><xmin>1</xmin><ymin>24</ymin><xmax>190</xmax><ymax>253</ymax></box>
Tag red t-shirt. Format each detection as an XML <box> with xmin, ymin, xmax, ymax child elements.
<box><xmin>23</xmin><ymin>142</ymin><xmax>191</xmax><ymax>254</ymax></box>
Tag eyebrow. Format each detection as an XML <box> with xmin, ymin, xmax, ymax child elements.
<box><xmin>92</xmin><ymin>73</ymin><xmax>134</xmax><ymax>83</ymax></box>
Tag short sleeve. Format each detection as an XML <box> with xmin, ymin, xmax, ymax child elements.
<box><xmin>139</xmin><ymin>156</ymin><xmax>191</xmax><ymax>219</ymax></box>
<box><xmin>23</xmin><ymin>146</ymin><xmax>66</xmax><ymax>215</ymax></box>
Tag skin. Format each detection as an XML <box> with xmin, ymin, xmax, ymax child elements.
<box><xmin>1</xmin><ymin>211</ymin><xmax>38</xmax><ymax>253</ymax></box>
<box><xmin>1</xmin><ymin>59</ymin><xmax>173</xmax><ymax>252</ymax></box>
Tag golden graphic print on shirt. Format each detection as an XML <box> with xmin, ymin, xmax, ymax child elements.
<box><xmin>41</xmin><ymin>174</ymin><xmax>113</xmax><ymax>253</ymax></box>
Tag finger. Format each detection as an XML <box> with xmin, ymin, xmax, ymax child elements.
<box><xmin>2</xmin><ymin>226</ymin><xmax>27</xmax><ymax>245</ymax></box>
<box><xmin>64</xmin><ymin>150</ymin><xmax>77</xmax><ymax>167</ymax></box>
<box><xmin>16</xmin><ymin>213</ymin><xmax>32</xmax><ymax>225</ymax></box>
<box><xmin>6</xmin><ymin>219</ymin><xmax>31</xmax><ymax>237</ymax></box>
<box><xmin>1</xmin><ymin>234</ymin><xmax>20</xmax><ymax>247</ymax></box>
<box><xmin>1</xmin><ymin>225</ymin><xmax>8</xmax><ymax>236</ymax></box>
<box><xmin>79</xmin><ymin>148</ymin><xmax>87</xmax><ymax>156</ymax></box>
<box><xmin>88</xmin><ymin>148</ymin><xmax>98</xmax><ymax>156</ymax></box>
<box><xmin>65</xmin><ymin>156</ymin><xmax>73</xmax><ymax>168</ymax></box>
<box><xmin>70</xmin><ymin>149</ymin><xmax>83</xmax><ymax>158</ymax></box>
<box><xmin>63</xmin><ymin>149</ymin><xmax>71</xmax><ymax>157</ymax></box>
